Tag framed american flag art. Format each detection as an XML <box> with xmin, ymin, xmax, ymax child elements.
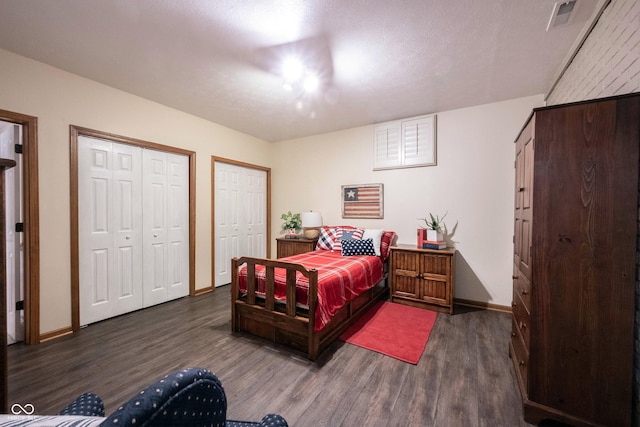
<box><xmin>341</xmin><ymin>183</ymin><xmax>384</xmax><ymax>219</ymax></box>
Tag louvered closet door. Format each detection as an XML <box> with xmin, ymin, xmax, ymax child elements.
<box><xmin>78</xmin><ymin>137</ymin><xmax>143</xmax><ymax>325</ymax></box>
<box><xmin>142</xmin><ymin>149</ymin><xmax>189</xmax><ymax>306</ymax></box>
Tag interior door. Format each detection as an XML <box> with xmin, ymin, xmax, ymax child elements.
<box><xmin>142</xmin><ymin>149</ymin><xmax>189</xmax><ymax>305</ymax></box>
<box><xmin>1</xmin><ymin>121</ymin><xmax>23</xmax><ymax>344</ymax></box>
<box><xmin>214</xmin><ymin>162</ymin><xmax>241</xmax><ymax>286</ymax></box>
<box><xmin>78</xmin><ymin>136</ymin><xmax>143</xmax><ymax>325</ymax></box>
<box><xmin>214</xmin><ymin>162</ymin><xmax>266</xmax><ymax>286</ymax></box>
<box><xmin>165</xmin><ymin>152</ymin><xmax>189</xmax><ymax>300</ymax></box>
<box><xmin>244</xmin><ymin>167</ymin><xmax>267</xmax><ymax>257</ymax></box>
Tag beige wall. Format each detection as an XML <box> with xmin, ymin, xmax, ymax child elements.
<box><xmin>271</xmin><ymin>94</ymin><xmax>544</xmax><ymax>307</ymax></box>
<box><xmin>0</xmin><ymin>44</ymin><xmax>546</xmax><ymax>334</ymax></box>
<box><xmin>0</xmin><ymin>48</ymin><xmax>272</xmax><ymax>334</ymax></box>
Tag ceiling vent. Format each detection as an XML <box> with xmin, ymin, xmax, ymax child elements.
<box><xmin>546</xmin><ymin>0</ymin><xmax>579</xmax><ymax>31</ymax></box>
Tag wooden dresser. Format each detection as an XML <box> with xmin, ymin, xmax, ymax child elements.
<box><xmin>276</xmin><ymin>237</ymin><xmax>318</xmax><ymax>258</ymax></box>
<box><xmin>511</xmin><ymin>94</ymin><xmax>639</xmax><ymax>426</ymax></box>
<box><xmin>389</xmin><ymin>245</ymin><xmax>455</xmax><ymax>314</ymax></box>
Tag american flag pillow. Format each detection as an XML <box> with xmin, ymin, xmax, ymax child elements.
<box><xmin>316</xmin><ymin>226</ymin><xmax>337</xmax><ymax>251</ymax></box>
<box><xmin>341</xmin><ymin>238</ymin><xmax>376</xmax><ymax>256</ymax></box>
<box><xmin>333</xmin><ymin>227</ymin><xmax>364</xmax><ymax>252</ymax></box>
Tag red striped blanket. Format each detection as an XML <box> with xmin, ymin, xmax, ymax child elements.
<box><xmin>238</xmin><ymin>250</ymin><xmax>384</xmax><ymax>331</ymax></box>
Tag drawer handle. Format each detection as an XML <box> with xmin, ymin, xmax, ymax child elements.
<box><xmin>511</xmin><ymin>332</ymin><xmax>516</xmax><ymax>337</ymax></box>
<box><xmin>521</xmin><ymin>289</ymin><xmax>528</xmax><ymax>295</ymax></box>
<box><xmin>519</xmin><ymin>360</ymin><xmax>526</xmax><ymax>366</ymax></box>
<box><xmin>512</xmin><ymin>275</ymin><xmax>518</xmax><ymax>280</ymax></box>
<box><xmin>518</xmin><ymin>187</ymin><xmax>525</xmax><ymax>192</ymax></box>
<box><xmin>519</xmin><ymin>322</ymin><xmax>527</xmax><ymax>330</ymax></box>
<box><xmin>512</xmin><ymin>302</ymin><xmax>517</xmax><ymax>308</ymax></box>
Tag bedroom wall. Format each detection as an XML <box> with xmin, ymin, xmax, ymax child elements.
<box><xmin>270</xmin><ymin>94</ymin><xmax>544</xmax><ymax>308</ymax></box>
<box><xmin>0</xmin><ymin>48</ymin><xmax>272</xmax><ymax>335</ymax></box>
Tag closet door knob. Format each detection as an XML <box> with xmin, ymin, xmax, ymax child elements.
<box><xmin>154</xmin><ymin>233</ymin><xmax>158</xmax><ymax>237</ymax></box>
<box><xmin>125</xmin><ymin>236</ymin><xmax>130</xmax><ymax>240</ymax></box>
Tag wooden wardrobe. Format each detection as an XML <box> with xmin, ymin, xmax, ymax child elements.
<box><xmin>510</xmin><ymin>93</ymin><xmax>639</xmax><ymax>426</ymax></box>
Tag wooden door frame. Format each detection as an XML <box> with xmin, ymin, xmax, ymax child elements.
<box><xmin>211</xmin><ymin>156</ymin><xmax>271</xmax><ymax>290</ymax></box>
<box><xmin>0</xmin><ymin>109</ymin><xmax>39</xmax><ymax>345</ymax></box>
<box><xmin>70</xmin><ymin>126</ymin><xmax>196</xmax><ymax>332</ymax></box>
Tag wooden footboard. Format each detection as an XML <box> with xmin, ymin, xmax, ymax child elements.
<box><xmin>231</xmin><ymin>256</ymin><xmax>387</xmax><ymax>360</ymax></box>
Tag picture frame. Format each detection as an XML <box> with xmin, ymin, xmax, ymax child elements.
<box><xmin>341</xmin><ymin>183</ymin><xmax>384</xmax><ymax>219</ymax></box>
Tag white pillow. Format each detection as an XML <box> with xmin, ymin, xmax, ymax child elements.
<box><xmin>362</xmin><ymin>229</ymin><xmax>384</xmax><ymax>256</ymax></box>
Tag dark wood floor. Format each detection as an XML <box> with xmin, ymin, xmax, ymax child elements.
<box><xmin>7</xmin><ymin>287</ymin><xmax>534</xmax><ymax>426</ymax></box>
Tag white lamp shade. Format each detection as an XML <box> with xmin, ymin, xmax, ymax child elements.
<box><xmin>301</xmin><ymin>211</ymin><xmax>322</xmax><ymax>227</ymax></box>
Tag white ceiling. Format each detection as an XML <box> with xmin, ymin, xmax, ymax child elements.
<box><xmin>0</xmin><ymin>0</ymin><xmax>599</xmax><ymax>142</ymax></box>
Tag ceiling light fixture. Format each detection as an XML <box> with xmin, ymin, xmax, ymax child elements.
<box><xmin>281</xmin><ymin>56</ymin><xmax>321</xmax><ymax>93</ymax></box>
<box><xmin>282</xmin><ymin>57</ymin><xmax>304</xmax><ymax>84</ymax></box>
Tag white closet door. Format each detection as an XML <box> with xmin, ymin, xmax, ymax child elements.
<box><xmin>214</xmin><ymin>162</ymin><xmax>266</xmax><ymax>286</ymax></box>
<box><xmin>78</xmin><ymin>137</ymin><xmax>143</xmax><ymax>325</ymax></box>
<box><xmin>142</xmin><ymin>149</ymin><xmax>189</xmax><ymax>305</ymax></box>
<box><xmin>214</xmin><ymin>162</ymin><xmax>241</xmax><ymax>286</ymax></box>
<box><xmin>112</xmin><ymin>143</ymin><xmax>143</xmax><ymax>312</ymax></box>
<box><xmin>244</xmin><ymin>167</ymin><xmax>266</xmax><ymax>257</ymax></box>
<box><xmin>165</xmin><ymin>152</ymin><xmax>189</xmax><ymax>299</ymax></box>
<box><xmin>1</xmin><ymin>122</ymin><xmax>23</xmax><ymax>344</ymax></box>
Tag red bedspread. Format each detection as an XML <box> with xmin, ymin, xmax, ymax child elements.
<box><xmin>238</xmin><ymin>250</ymin><xmax>384</xmax><ymax>331</ymax></box>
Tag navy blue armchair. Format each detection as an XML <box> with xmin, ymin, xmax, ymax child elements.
<box><xmin>59</xmin><ymin>367</ymin><xmax>288</xmax><ymax>427</ymax></box>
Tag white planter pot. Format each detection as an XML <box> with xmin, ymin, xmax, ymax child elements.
<box><xmin>426</xmin><ymin>230</ymin><xmax>443</xmax><ymax>242</ymax></box>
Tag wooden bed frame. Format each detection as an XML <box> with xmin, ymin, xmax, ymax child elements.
<box><xmin>231</xmin><ymin>256</ymin><xmax>388</xmax><ymax>361</ymax></box>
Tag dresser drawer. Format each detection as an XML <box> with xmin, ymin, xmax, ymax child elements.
<box><xmin>512</xmin><ymin>291</ymin><xmax>530</xmax><ymax>349</ymax></box>
<box><xmin>511</xmin><ymin>317</ymin><xmax>529</xmax><ymax>391</ymax></box>
<box><xmin>513</xmin><ymin>270</ymin><xmax>531</xmax><ymax>311</ymax></box>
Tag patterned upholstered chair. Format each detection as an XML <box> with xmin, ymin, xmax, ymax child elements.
<box><xmin>60</xmin><ymin>367</ymin><xmax>288</xmax><ymax>427</ymax></box>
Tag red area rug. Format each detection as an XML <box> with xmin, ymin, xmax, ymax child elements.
<box><xmin>339</xmin><ymin>301</ymin><xmax>437</xmax><ymax>364</ymax></box>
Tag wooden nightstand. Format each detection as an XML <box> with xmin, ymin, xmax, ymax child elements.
<box><xmin>276</xmin><ymin>237</ymin><xmax>318</xmax><ymax>258</ymax></box>
<box><xmin>389</xmin><ymin>244</ymin><xmax>455</xmax><ymax>314</ymax></box>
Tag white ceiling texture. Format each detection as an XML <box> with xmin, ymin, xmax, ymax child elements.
<box><xmin>0</xmin><ymin>0</ymin><xmax>599</xmax><ymax>142</ymax></box>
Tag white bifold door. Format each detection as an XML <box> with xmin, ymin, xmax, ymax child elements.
<box><xmin>1</xmin><ymin>121</ymin><xmax>23</xmax><ymax>344</ymax></box>
<box><xmin>78</xmin><ymin>136</ymin><xmax>189</xmax><ymax>325</ymax></box>
<box><xmin>214</xmin><ymin>162</ymin><xmax>266</xmax><ymax>286</ymax></box>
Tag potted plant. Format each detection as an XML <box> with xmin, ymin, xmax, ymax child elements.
<box><xmin>419</xmin><ymin>212</ymin><xmax>447</xmax><ymax>241</ymax></box>
<box><xmin>281</xmin><ymin>211</ymin><xmax>302</xmax><ymax>236</ymax></box>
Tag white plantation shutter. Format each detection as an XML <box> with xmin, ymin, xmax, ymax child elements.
<box><xmin>402</xmin><ymin>116</ymin><xmax>435</xmax><ymax>166</ymax></box>
<box><xmin>373</xmin><ymin>123</ymin><xmax>401</xmax><ymax>169</ymax></box>
<box><xmin>373</xmin><ymin>114</ymin><xmax>436</xmax><ymax>170</ymax></box>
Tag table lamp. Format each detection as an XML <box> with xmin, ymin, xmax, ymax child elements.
<box><xmin>301</xmin><ymin>211</ymin><xmax>322</xmax><ymax>239</ymax></box>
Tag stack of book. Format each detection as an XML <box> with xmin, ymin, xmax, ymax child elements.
<box><xmin>417</xmin><ymin>229</ymin><xmax>447</xmax><ymax>249</ymax></box>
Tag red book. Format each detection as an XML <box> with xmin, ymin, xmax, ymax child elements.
<box><xmin>417</xmin><ymin>229</ymin><xmax>428</xmax><ymax>247</ymax></box>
